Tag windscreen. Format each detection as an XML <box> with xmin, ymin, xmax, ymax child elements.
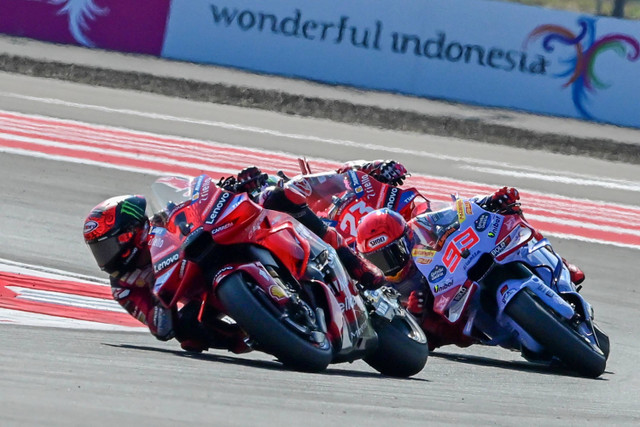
<box><xmin>150</xmin><ymin>176</ymin><xmax>194</xmax><ymax>213</ymax></box>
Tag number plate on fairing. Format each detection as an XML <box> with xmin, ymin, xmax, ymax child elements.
<box><xmin>412</xmin><ymin>201</ymin><xmax>503</xmax><ymax>309</ymax></box>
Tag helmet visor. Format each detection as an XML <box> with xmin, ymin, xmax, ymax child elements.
<box><xmin>87</xmin><ymin>236</ymin><xmax>122</xmax><ymax>270</ymax></box>
<box><xmin>363</xmin><ymin>237</ymin><xmax>411</xmax><ymax>277</ymax></box>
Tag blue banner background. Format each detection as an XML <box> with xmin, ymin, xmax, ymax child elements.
<box><xmin>162</xmin><ymin>0</ymin><xmax>640</xmax><ymax>127</ymax></box>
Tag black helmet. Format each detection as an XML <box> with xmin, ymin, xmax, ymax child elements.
<box><xmin>83</xmin><ymin>195</ymin><xmax>148</xmax><ymax>275</ymax></box>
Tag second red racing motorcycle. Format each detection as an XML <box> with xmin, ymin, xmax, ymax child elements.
<box><xmin>148</xmin><ymin>174</ymin><xmax>428</xmax><ymax>375</ymax></box>
<box><xmin>296</xmin><ymin>158</ymin><xmax>431</xmax><ymax>247</ymax></box>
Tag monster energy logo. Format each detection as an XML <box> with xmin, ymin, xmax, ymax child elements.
<box><xmin>121</xmin><ymin>200</ymin><xmax>145</xmax><ymax>220</ymax></box>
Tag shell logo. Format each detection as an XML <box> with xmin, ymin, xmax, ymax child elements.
<box><xmin>269</xmin><ymin>285</ymin><xmax>288</xmax><ymax>301</ymax></box>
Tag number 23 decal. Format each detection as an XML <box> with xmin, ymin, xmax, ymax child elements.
<box><xmin>339</xmin><ymin>201</ymin><xmax>374</xmax><ymax>238</ymax></box>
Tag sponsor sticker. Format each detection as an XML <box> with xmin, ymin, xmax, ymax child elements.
<box><xmin>199</xmin><ymin>177</ymin><xmax>211</xmax><ymax>203</ymax></box>
<box><xmin>213</xmin><ymin>266</ymin><xmax>233</xmax><ymax>282</ymax></box>
<box><xmin>150</xmin><ymin>226</ymin><xmax>166</xmax><ymax>236</ymax></box>
<box><xmin>211</xmin><ymin>222</ymin><xmax>234</xmax><ymax>234</ymax></box>
<box><xmin>490</xmin><ymin>236</ymin><xmax>511</xmax><ymax>257</ymax></box>
<box><xmin>385</xmin><ymin>187</ymin><xmax>399</xmax><ymax>210</ymax></box>
<box><xmin>347</xmin><ymin>170</ymin><xmax>364</xmax><ymax>198</ymax></box>
<box><xmin>360</xmin><ymin>174</ymin><xmax>377</xmax><ymax>200</ymax></box>
<box><xmin>296</xmin><ymin>180</ymin><xmax>313</xmax><ymax>196</ymax></box>
<box><xmin>205</xmin><ymin>192</ymin><xmax>231</xmax><ymax>225</ymax></box>
<box><xmin>412</xmin><ymin>248</ymin><xmax>436</xmax><ymax>258</ymax></box>
<box><xmin>368</xmin><ymin>234</ymin><xmax>388</xmax><ymax>249</ymax></box>
<box><xmin>191</xmin><ymin>175</ymin><xmax>205</xmax><ymax>201</ymax></box>
<box><xmin>501</xmin><ymin>288</ymin><xmax>516</xmax><ymax>304</ymax></box>
<box><xmin>488</xmin><ymin>216</ymin><xmax>501</xmax><ymax>238</ymax></box>
<box><xmin>428</xmin><ymin>265</ymin><xmax>446</xmax><ymax>283</ymax></box>
<box><xmin>112</xmin><ymin>288</ymin><xmax>131</xmax><ymax>300</ymax></box>
<box><xmin>269</xmin><ymin>285</ymin><xmax>288</xmax><ymax>301</ymax></box>
<box><xmin>434</xmin><ymin>279</ymin><xmax>454</xmax><ymax>293</ymax></box>
<box><xmin>413</xmin><ymin>247</ymin><xmax>436</xmax><ymax>265</ymax></box>
<box><xmin>178</xmin><ymin>260</ymin><xmax>188</xmax><ymax>278</ymax></box>
<box><xmin>83</xmin><ymin>220</ymin><xmax>98</xmax><ymax>234</ymax></box>
<box><xmin>400</xmin><ymin>190</ymin><xmax>417</xmax><ymax>206</ymax></box>
<box><xmin>474</xmin><ymin>213</ymin><xmax>490</xmax><ymax>232</ymax></box>
<box><xmin>153</xmin><ymin>251</ymin><xmax>180</xmax><ymax>273</ymax></box>
<box><xmin>465</xmin><ymin>201</ymin><xmax>473</xmax><ymax>215</ymax></box>
<box><xmin>150</xmin><ymin>237</ymin><xmax>164</xmax><ymax>248</ymax></box>
<box><xmin>452</xmin><ymin>286</ymin><xmax>468</xmax><ymax>302</ymax></box>
<box><xmin>456</xmin><ymin>199</ymin><xmax>466</xmax><ymax>223</ymax></box>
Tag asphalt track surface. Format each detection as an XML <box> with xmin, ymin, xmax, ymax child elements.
<box><xmin>1</xmin><ymin>72</ymin><xmax>639</xmax><ymax>426</ymax></box>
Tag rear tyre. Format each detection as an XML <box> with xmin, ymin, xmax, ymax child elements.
<box><xmin>364</xmin><ymin>314</ymin><xmax>429</xmax><ymax>377</ymax></box>
<box><xmin>505</xmin><ymin>289</ymin><xmax>606</xmax><ymax>378</ymax></box>
<box><xmin>217</xmin><ymin>272</ymin><xmax>332</xmax><ymax>372</ymax></box>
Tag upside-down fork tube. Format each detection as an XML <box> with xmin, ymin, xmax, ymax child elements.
<box><xmin>169</xmin><ymin>260</ymin><xmax>206</xmax><ymax>308</ymax></box>
<box><xmin>306</xmin><ymin>279</ymin><xmax>344</xmax><ymax>349</ymax></box>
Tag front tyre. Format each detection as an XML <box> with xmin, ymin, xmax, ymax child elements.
<box><xmin>593</xmin><ymin>322</ymin><xmax>610</xmax><ymax>361</ymax></box>
<box><xmin>506</xmin><ymin>289</ymin><xmax>606</xmax><ymax>378</ymax></box>
<box><xmin>364</xmin><ymin>313</ymin><xmax>429</xmax><ymax>377</ymax></box>
<box><xmin>217</xmin><ymin>272</ymin><xmax>333</xmax><ymax>373</ymax></box>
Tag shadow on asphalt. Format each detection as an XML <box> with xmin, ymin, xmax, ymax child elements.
<box><xmin>103</xmin><ymin>343</ymin><xmax>429</xmax><ymax>381</ymax></box>
<box><xmin>430</xmin><ymin>350</ymin><xmax>609</xmax><ymax>380</ymax></box>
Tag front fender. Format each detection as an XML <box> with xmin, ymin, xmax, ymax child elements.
<box><xmin>496</xmin><ymin>275</ymin><xmax>575</xmax><ymax>321</ymax></box>
<box><xmin>212</xmin><ymin>262</ymin><xmax>292</xmax><ymax>308</ymax></box>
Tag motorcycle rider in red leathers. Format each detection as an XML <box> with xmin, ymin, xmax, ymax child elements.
<box><xmin>82</xmin><ymin>161</ymin><xmax>394</xmax><ymax>353</ymax></box>
<box><xmin>83</xmin><ymin>195</ymin><xmax>250</xmax><ymax>353</ymax></box>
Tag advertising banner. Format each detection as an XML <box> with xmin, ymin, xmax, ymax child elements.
<box><xmin>0</xmin><ymin>0</ymin><xmax>171</xmax><ymax>55</ymax></box>
<box><xmin>162</xmin><ymin>0</ymin><xmax>640</xmax><ymax>127</ymax></box>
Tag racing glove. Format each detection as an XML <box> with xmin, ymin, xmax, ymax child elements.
<box><xmin>563</xmin><ymin>257</ymin><xmax>586</xmax><ymax>285</ymax></box>
<box><xmin>337</xmin><ymin>160</ymin><xmax>409</xmax><ymax>186</ymax></box>
<box><xmin>362</xmin><ymin>160</ymin><xmax>408</xmax><ymax>186</ymax></box>
<box><xmin>484</xmin><ymin>187</ymin><xmax>521</xmax><ymax>214</ymax></box>
<box><xmin>217</xmin><ymin>176</ymin><xmax>238</xmax><ymax>192</ymax></box>
<box><xmin>236</xmin><ymin>166</ymin><xmax>269</xmax><ymax>195</ymax></box>
<box><xmin>407</xmin><ymin>290</ymin><xmax>426</xmax><ymax>316</ymax></box>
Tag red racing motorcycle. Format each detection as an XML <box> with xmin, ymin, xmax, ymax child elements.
<box><xmin>148</xmin><ymin>174</ymin><xmax>428</xmax><ymax>375</ymax></box>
